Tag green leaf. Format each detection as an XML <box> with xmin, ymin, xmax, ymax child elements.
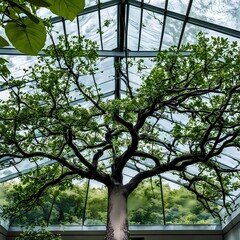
<box><xmin>26</xmin><ymin>0</ymin><xmax>53</xmax><ymax>7</ymax></box>
<box><xmin>9</xmin><ymin>2</ymin><xmax>40</xmax><ymax>24</ymax></box>
<box><xmin>49</xmin><ymin>0</ymin><xmax>85</xmax><ymax>21</ymax></box>
<box><xmin>0</xmin><ymin>36</ymin><xmax>9</xmax><ymax>48</ymax></box>
<box><xmin>5</xmin><ymin>19</ymin><xmax>46</xmax><ymax>55</ymax></box>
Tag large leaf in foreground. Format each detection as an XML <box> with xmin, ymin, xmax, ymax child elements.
<box><xmin>0</xmin><ymin>36</ymin><xmax>9</xmax><ymax>48</ymax></box>
<box><xmin>5</xmin><ymin>19</ymin><xmax>46</xmax><ymax>55</ymax></box>
<box><xmin>49</xmin><ymin>0</ymin><xmax>85</xmax><ymax>21</ymax></box>
<box><xmin>26</xmin><ymin>0</ymin><xmax>53</xmax><ymax>7</ymax></box>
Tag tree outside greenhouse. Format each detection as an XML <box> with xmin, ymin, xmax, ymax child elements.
<box><xmin>0</xmin><ymin>180</ymin><xmax>217</xmax><ymax>226</ymax></box>
<box><xmin>1</xmin><ymin>33</ymin><xmax>240</xmax><ymax>240</ymax></box>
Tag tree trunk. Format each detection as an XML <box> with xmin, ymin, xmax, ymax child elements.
<box><xmin>106</xmin><ymin>186</ymin><xmax>129</xmax><ymax>240</ymax></box>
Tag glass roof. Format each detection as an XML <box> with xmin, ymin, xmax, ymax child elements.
<box><xmin>1</xmin><ymin>0</ymin><xmax>240</xmax><ymax>223</ymax></box>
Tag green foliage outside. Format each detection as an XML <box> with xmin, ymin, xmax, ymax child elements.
<box><xmin>0</xmin><ymin>179</ymin><xmax>218</xmax><ymax>226</ymax></box>
<box><xmin>0</xmin><ymin>0</ymin><xmax>85</xmax><ymax>55</ymax></box>
<box><xmin>129</xmin><ymin>181</ymin><xmax>218</xmax><ymax>224</ymax></box>
<box><xmin>15</xmin><ymin>226</ymin><xmax>61</xmax><ymax>240</ymax></box>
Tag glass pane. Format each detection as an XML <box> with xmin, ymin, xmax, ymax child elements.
<box><xmin>6</xmin><ymin>55</ymin><xmax>38</xmax><ymax>78</ymax></box>
<box><xmin>163</xmin><ymin>179</ymin><xmax>219</xmax><ymax>224</ymax></box>
<box><xmin>168</xmin><ymin>0</ymin><xmax>190</xmax><ymax>15</ymax></box>
<box><xmin>15</xmin><ymin>160</ymin><xmax>37</xmax><ymax>172</ymax></box>
<box><xmin>140</xmin><ymin>10</ymin><xmax>163</xmax><ymax>50</ymax></box>
<box><xmin>128</xmin><ymin>178</ymin><xmax>164</xmax><ymax>224</ymax></box>
<box><xmin>36</xmin><ymin>8</ymin><xmax>56</xmax><ymax>18</ymax></box>
<box><xmin>0</xmin><ymin>89</ymin><xmax>10</xmax><ymax>101</ymax></box>
<box><xmin>147</xmin><ymin>0</ymin><xmax>165</xmax><ymax>8</ymax></box>
<box><xmin>8</xmin><ymin>179</ymin><xmax>87</xmax><ymax>225</ymax></box>
<box><xmin>216</xmin><ymin>153</ymin><xmax>239</xmax><ymax>169</ymax></box>
<box><xmin>0</xmin><ymin>166</ymin><xmax>17</xmax><ymax>180</ymax></box>
<box><xmin>0</xmin><ymin>158</ymin><xmax>56</xmax><ymax>183</ymax></box>
<box><xmin>85</xmin><ymin>180</ymin><xmax>107</xmax><ymax>224</ymax></box>
<box><xmin>95</xmin><ymin>57</ymin><xmax>114</xmax><ymax>91</ymax></box>
<box><xmin>0</xmin><ymin>179</ymin><xmax>111</xmax><ymax>226</ymax></box>
<box><xmin>45</xmin><ymin>21</ymin><xmax>65</xmax><ymax>46</ymax></box>
<box><xmin>122</xmin><ymin>57</ymin><xmax>154</xmax><ymax>92</ymax></box>
<box><xmin>186</xmin><ymin>165</ymin><xmax>201</xmax><ymax>175</ymax></box>
<box><xmin>85</xmin><ymin>0</ymin><xmax>98</xmax><ymax>8</ymax></box>
<box><xmin>161</xmin><ymin>171</ymin><xmax>185</xmax><ymax>185</ymax></box>
<box><xmin>128</xmin><ymin>6</ymin><xmax>141</xmax><ymax>50</ymax></box>
<box><xmin>181</xmin><ymin>23</ymin><xmax>240</xmax><ymax>46</ymax></box>
<box><xmin>190</xmin><ymin>0</ymin><xmax>240</xmax><ymax>31</ymax></box>
<box><xmin>0</xmin><ymin>22</ymin><xmax>7</xmax><ymax>40</ymax></box>
<box><xmin>101</xmin><ymin>6</ymin><xmax>118</xmax><ymax>50</ymax></box>
<box><xmin>100</xmin><ymin>0</ymin><xmax>114</xmax><ymax>3</ymax></box>
<box><xmin>99</xmin><ymin>80</ymin><xmax>114</xmax><ymax>94</ymax></box>
<box><xmin>85</xmin><ymin>0</ymin><xmax>117</xmax><ymax>8</ymax></box>
<box><xmin>79</xmin><ymin>11</ymin><xmax>101</xmax><ymax>46</ymax></box>
<box><xmin>162</xmin><ymin>17</ymin><xmax>184</xmax><ymax>49</ymax></box>
<box><xmin>65</xmin><ymin>18</ymin><xmax>79</xmax><ymax>36</ymax></box>
<box><xmin>123</xmin><ymin>166</ymin><xmax>139</xmax><ymax>180</ymax></box>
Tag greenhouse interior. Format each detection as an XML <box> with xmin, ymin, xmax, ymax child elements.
<box><xmin>1</xmin><ymin>0</ymin><xmax>240</xmax><ymax>239</ymax></box>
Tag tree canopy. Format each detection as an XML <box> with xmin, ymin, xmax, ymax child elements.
<box><xmin>0</xmin><ymin>32</ymin><xmax>240</xmax><ymax>239</ymax></box>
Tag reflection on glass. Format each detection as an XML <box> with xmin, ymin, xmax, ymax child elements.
<box><xmin>181</xmin><ymin>23</ymin><xmax>240</xmax><ymax>46</ymax></box>
<box><xmin>6</xmin><ymin>55</ymin><xmax>38</xmax><ymax>78</ymax></box>
<box><xmin>65</xmin><ymin>18</ymin><xmax>79</xmax><ymax>36</ymax></box>
<box><xmin>85</xmin><ymin>0</ymin><xmax>98</xmax><ymax>8</ymax></box>
<box><xmin>147</xmin><ymin>0</ymin><xmax>165</xmax><ymax>9</ymax></box>
<box><xmin>0</xmin><ymin>166</ymin><xmax>17</xmax><ymax>179</ymax></box>
<box><xmin>167</xmin><ymin>0</ymin><xmax>190</xmax><ymax>15</ymax></box>
<box><xmin>140</xmin><ymin>10</ymin><xmax>163</xmax><ymax>50</ymax></box>
<box><xmin>45</xmin><ymin>22</ymin><xmax>64</xmax><ymax>47</ymax></box>
<box><xmin>122</xmin><ymin>57</ymin><xmax>153</xmax><ymax>93</ymax></box>
<box><xmin>79</xmin><ymin>11</ymin><xmax>101</xmax><ymax>46</ymax></box>
<box><xmin>162</xmin><ymin>17</ymin><xmax>184</xmax><ymax>49</ymax></box>
<box><xmin>128</xmin><ymin>6</ymin><xmax>141</xmax><ymax>51</ymax></box>
<box><xmin>190</xmin><ymin>0</ymin><xmax>240</xmax><ymax>31</ymax></box>
<box><xmin>100</xmin><ymin>6</ymin><xmax>118</xmax><ymax>50</ymax></box>
<box><xmin>92</xmin><ymin>57</ymin><xmax>114</xmax><ymax>93</ymax></box>
<box><xmin>15</xmin><ymin>160</ymin><xmax>36</xmax><ymax>172</ymax></box>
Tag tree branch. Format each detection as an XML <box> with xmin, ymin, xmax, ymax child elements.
<box><xmin>133</xmin><ymin>151</ymin><xmax>160</xmax><ymax>167</ymax></box>
<box><xmin>112</xmin><ymin>114</ymin><xmax>139</xmax><ymax>178</ymax></box>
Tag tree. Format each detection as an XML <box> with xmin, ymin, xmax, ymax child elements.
<box><xmin>1</xmin><ymin>178</ymin><xmax>216</xmax><ymax>226</ymax></box>
<box><xmin>1</xmin><ymin>33</ymin><xmax>240</xmax><ymax>240</ymax></box>
<box><xmin>0</xmin><ymin>0</ymin><xmax>85</xmax><ymax>55</ymax></box>
<box><xmin>15</xmin><ymin>225</ymin><xmax>61</xmax><ymax>240</ymax></box>
<box><xmin>128</xmin><ymin>180</ymin><xmax>217</xmax><ymax>225</ymax></box>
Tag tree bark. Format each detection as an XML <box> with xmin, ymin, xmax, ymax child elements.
<box><xmin>106</xmin><ymin>186</ymin><xmax>129</xmax><ymax>240</ymax></box>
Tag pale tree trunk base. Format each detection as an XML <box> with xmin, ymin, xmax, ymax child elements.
<box><xmin>105</xmin><ymin>186</ymin><xmax>129</xmax><ymax>240</ymax></box>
